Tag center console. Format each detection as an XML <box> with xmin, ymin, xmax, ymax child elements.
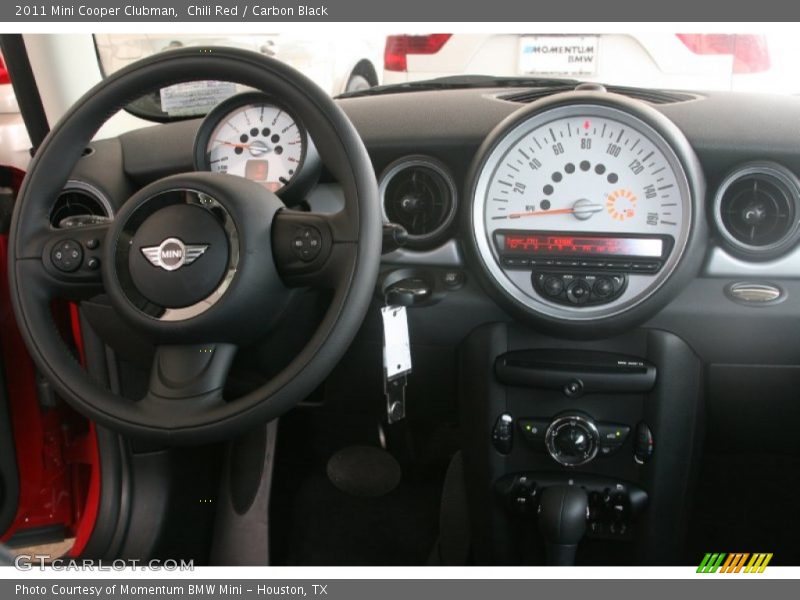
<box><xmin>458</xmin><ymin>323</ymin><xmax>704</xmax><ymax>565</ymax></box>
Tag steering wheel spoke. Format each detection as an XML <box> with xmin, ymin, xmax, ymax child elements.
<box><xmin>144</xmin><ymin>343</ymin><xmax>237</xmax><ymax>409</ymax></box>
<box><xmin>272</xmin><ymin>209</ymin><xmax>355</xmax><ymax>288</ymax></box>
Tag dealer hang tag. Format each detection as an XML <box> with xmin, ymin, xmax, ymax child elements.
<box><xmin>382</xmin><ymin>305</ymin><xmax>411</xmax><ymax>424</ymax></box>
<box><xmin>381</xmin><ymin>305</ymin><xmax>412</xmax><ymax>380</ymax></box>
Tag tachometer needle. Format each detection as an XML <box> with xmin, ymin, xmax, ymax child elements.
<box><xmin>215</xmin><ymin>140</ymin><xmax>254</xmax><ymax>149</ymax></box>
<box><xmin>214</xmin><ymin>139</ymin><xmax>272</xmax><ymax>157</ymax></box>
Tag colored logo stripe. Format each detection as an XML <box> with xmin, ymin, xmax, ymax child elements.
<box><xmin>745</xmin><ymin>553</ymin><xmax>773</xmax><ymax>573</ymax></box>
<box><xmin>721</xmin><ymin>553</ymin><xmax>749</xmax><ymax>573</ymax></box>
<box><xmin>697</xmin><ymin>553</ymin><xmax>773</xmax><ymax>573</ymax></box>
<box><xmin>697</xmin><ymin>553</ymin><xmax>726</xmax><ymax>573</ymax></box>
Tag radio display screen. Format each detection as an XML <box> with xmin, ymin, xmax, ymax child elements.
<box><xmin>502</xmin><ymin>233</ymin><xmax>664</xmax><ymax>258</ymax></box>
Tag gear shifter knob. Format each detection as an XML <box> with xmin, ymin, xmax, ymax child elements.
<box><xmin>538</xmin><ymin>485</ymin><xmax>588</xmax><ymax>565</ymax></box>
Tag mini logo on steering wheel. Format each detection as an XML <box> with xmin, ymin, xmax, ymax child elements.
<box><xmin>141</xmin><ymin>237</ymin><xmax>208</xmax><ymax>271</ymax></box>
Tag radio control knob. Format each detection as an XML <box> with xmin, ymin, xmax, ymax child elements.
<box><xmin>566</xmin><ymin>279</ymin><xmax>591</xmax><ymax>305</ymax></box>
<box><xmin>593</xmin><ymin>277</ymin><xmax>615</xmax><ymax>298</ymax></box>
<box><xmin>543</xmin><ymin>276</ymin><xmax>564</xmax><ymax>297</ymax></box>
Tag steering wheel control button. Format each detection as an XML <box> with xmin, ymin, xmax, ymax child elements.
<box><xmin>545</xmin><ymin>414</ymin><xmax>600</xmax><ymax>467</ymax></box>
<box><xmin>86</xmin><ymin>238</ymin><xmax>100</xmax><ymax>250</ymax></box>
<box><xmin>491</xmin><ymin>413</ymin><xmax>514</xmax><ymax>455</ymax></box>
<box><xmin>129</xmin><ymin>203</ymin><xmax>229</xmax><ymax>308</ymax></box>
<box><xmin>51</xmin><ymin>240</ymin><xmax>83</xmax><ymax>272</ymax></box>
<box><xmin>291</xmin><ymin>226</ymin><xmax>323</xmax><ymax>262</ymax></box>
<box><xmin>86</xmin><ymin>257</ymin><xmax>100</xmax><ymax>270</ymax></box>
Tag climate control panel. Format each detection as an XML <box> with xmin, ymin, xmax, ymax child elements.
<box><xmin>517</xmin><ymin>412</ymin><xmax>630</xmax><ymax>466</ymax></box>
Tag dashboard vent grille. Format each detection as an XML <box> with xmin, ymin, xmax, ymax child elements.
<box><xmin>714</xmin><ymin>164</ymin><xmax>800</xmax><ymax>257</ymax></box>
<box><xmin>50</xmin><ymin>183</ymin><xmax>111</xmax><ymax>228</ymax></box>
<box><xmin>501</xmin><ymin>86</ymin><xmax>697</xmax><ymax>105</ymax></box>
<box><xmin>381</xmin><ymin>158</ymin><xmax>457</xmax><ymax>244</ymax></box>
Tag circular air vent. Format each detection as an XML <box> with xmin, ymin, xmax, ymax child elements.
<box><xmin>713</xmin><ymin>163</ymin><xmax>800</xmax><ymax>258</ymax></box>
<box><xmin>50</xmin><ymin>181</ymin><xmax>113</xmax><ymax>228</ymax></box>
<box><xmin>380</xmin><ymin>157</ymin><xmax>457</xmax><ymax>246</ymax></box>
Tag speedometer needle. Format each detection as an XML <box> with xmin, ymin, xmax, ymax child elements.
<box><xmin>509</xmin><ymin>200</ymin><xmax>604</xmax><ymax>220</ymax></box>
<box><xmin>510</xmin><ymin>207</ymin><xmax>582</xmax><ymax>219</ymax></box>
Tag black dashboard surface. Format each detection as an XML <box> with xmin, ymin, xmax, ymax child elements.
<box><xmin>111</xmin><ymin>88</ymin><xmax>800</xmax><ymax>189</ymax></box>
<box><xmin>70</xmin><ymin>86</ymin><xmax>800</xmax><ymax>366</ymax></box>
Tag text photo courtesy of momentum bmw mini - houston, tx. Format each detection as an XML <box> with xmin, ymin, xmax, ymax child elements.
<box><xmin>1</xmin><ymin>2</ymin><xmax>800</xmax><ymax>596</ymax></box>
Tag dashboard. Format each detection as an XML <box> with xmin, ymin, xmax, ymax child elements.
<box><xmin>29</xmin><ymin>75</ymin><xmax>800</xmax><ymax>560</ymax></box>
<box><xmin>53</xmin><ymin>84</ymin><xmax>800</xmax><ymax>364</ymax></box>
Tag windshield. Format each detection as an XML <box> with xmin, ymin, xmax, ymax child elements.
<box><xmin>94</xmin><ymin>31</ymin><xmax>800</xmax><ymax>121</ymax></box>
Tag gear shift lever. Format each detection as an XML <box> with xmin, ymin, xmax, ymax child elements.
<box><xmin>538</xmin><ymin>485</ymin><xmax>588</xmax><ymax>565</ymax></box>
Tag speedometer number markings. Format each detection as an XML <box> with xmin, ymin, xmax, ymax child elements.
<box><xmin>485</xmin><ymin>115</ymin><xmax>683</xmax><ymax>237</ymax></box>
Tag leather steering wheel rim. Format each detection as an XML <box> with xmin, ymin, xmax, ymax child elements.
<box><xmin>8</xmin><ymin>47</ymin><xmax>382</xmax><ymax>445</ymax></box>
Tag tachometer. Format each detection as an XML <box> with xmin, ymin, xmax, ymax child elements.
<box><xmin>470</xmin><ymin>97</ymin><xmax>702</xmax><ymax>328</ymax></box>
<box><xmin>194</xmin><ymin>92</ymin><xmax>308</xmax><ymax>195</ymax></box>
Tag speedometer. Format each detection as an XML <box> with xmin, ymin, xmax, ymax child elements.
<box><xmin>470</xmin><ymin>96</ymin><xmax>702</xmax><ymax>328</ymax></box>
<box><xmin>194</xmin><ymin>92</ymin><xmax>308</xmax><ymax>195</ymax></box>
<box><xmin>483</xmin><ymin>110</ymin><xmax>684</xmax><ymax>236</ymax></box>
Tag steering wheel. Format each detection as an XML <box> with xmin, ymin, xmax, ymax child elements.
<box><xmin>8</xmin><ymin>47</ymin><xmax>382</xmax><ymax>445</ymax></box>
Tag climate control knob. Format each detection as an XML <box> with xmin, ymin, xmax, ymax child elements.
<box><xmin>545</xmin><ymin>414</ymin><xmax>600</xmax><ymax>467</ymax></box>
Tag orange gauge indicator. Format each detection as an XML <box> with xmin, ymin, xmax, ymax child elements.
<box><xmin>606</xmin><ymin>189</ymin><xmax>637</xmax><ymax>221</ymax></box>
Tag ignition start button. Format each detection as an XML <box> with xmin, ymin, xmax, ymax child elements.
<box><xmin>51</xmin><ymin>240</ymin><xmax>83</xmax><ymax>272</ymax></box>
